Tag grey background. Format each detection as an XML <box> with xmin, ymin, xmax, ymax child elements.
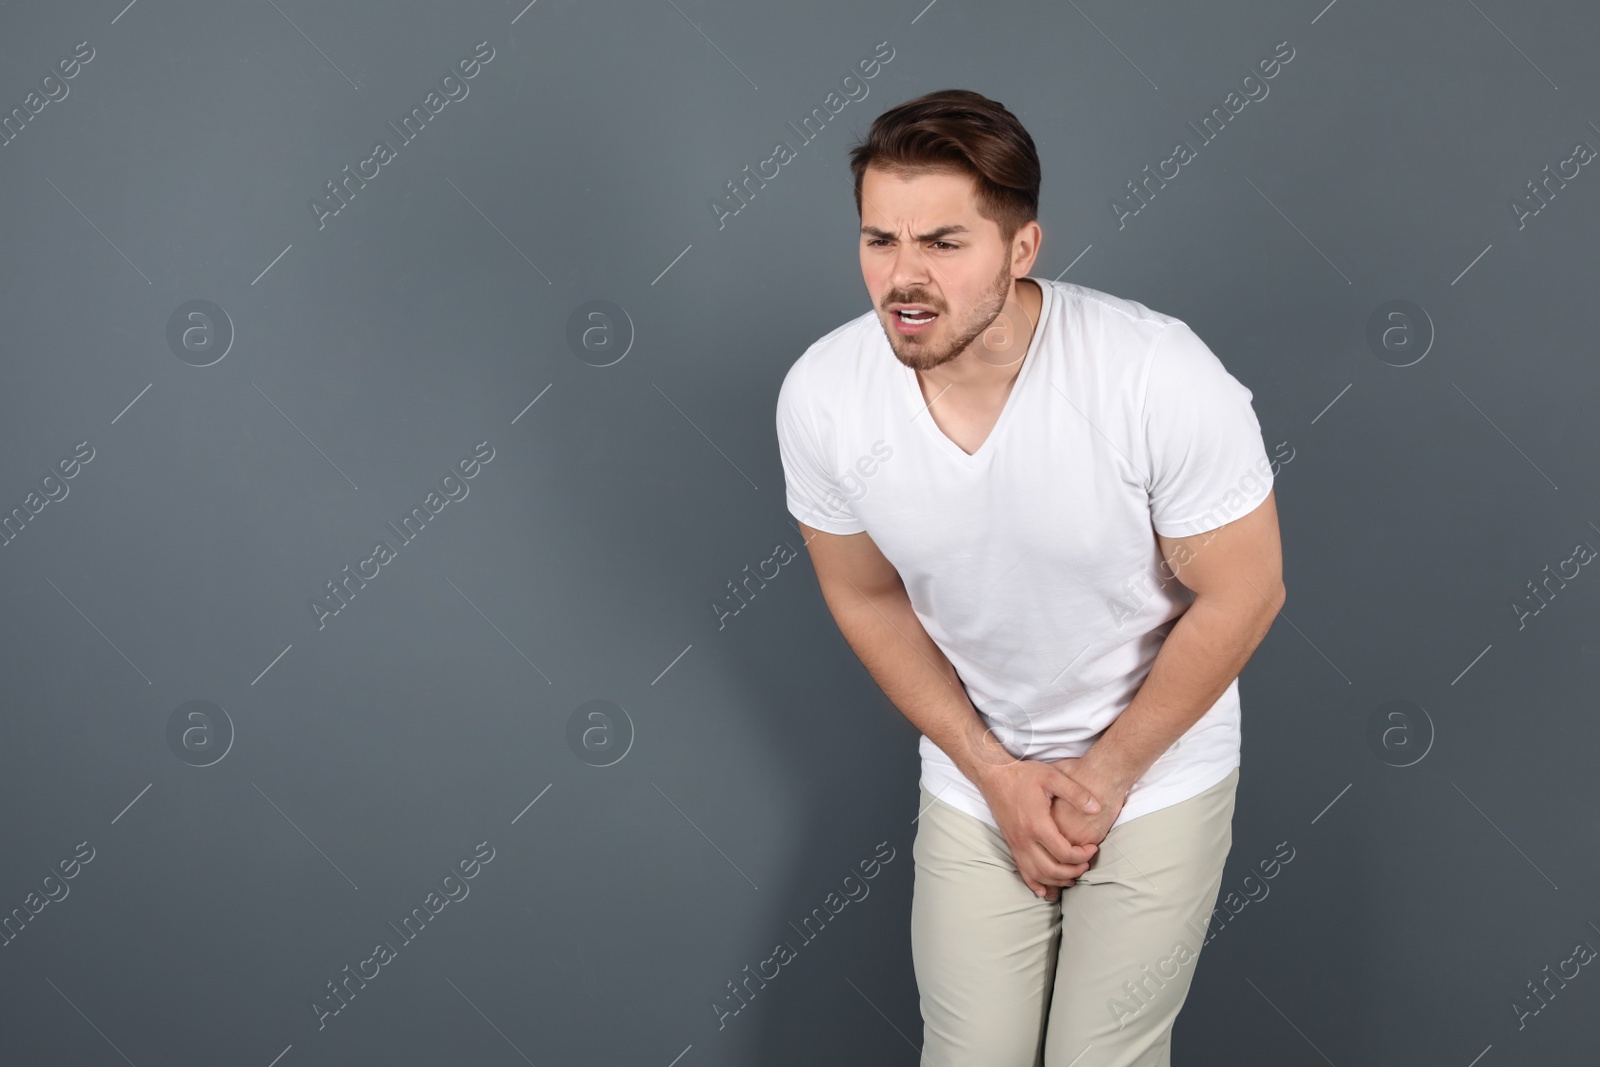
<box><xmin>0</xmin><ymin>0</ymin><xmax>1595</xmax><ymax>1063</ymax></box>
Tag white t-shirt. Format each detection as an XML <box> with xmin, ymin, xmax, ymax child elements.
<box><xmin>775</xmin><ymin>277</ymin><xmax>1275</xmax><ymax>832</ymax></box>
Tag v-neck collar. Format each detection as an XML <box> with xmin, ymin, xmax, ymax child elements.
<box><xmin>899</xmin><ymin>276</ymin><xmax>1053</xmax><ymax>468</ymax></box>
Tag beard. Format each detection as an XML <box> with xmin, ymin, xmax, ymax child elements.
<box><xmin>881</xmin><ymin>258</ymin><xmax>1017</xmax><ymax>373</ymax></box>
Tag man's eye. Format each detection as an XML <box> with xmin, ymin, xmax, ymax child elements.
<box><xmin>865</xmin><ymin>239</ymin><xmax>957</xmax><ymax>249</ymax></box>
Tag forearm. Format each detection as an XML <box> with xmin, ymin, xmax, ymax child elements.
<box><xmin>821</xmin><ymin>582</ymin><xmax>1010</xmax><ymax>787</ymax></box>
<box><xmin>1081</xmin><ymin>590</ymin><xmax>1283</xmax><ymax>796</ymax></box>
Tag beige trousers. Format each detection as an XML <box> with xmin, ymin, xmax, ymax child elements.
<box><xmin>911</xmin><ymin>767</ymin><xmax>1239</xmax><ymax>1067</ymax></box>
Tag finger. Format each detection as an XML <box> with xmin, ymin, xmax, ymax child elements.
<box><xmin>1046</xmin><ymin>768</ymin><xmax>1102</xmax><ymax>815</ymax></box>
<box><xmin>1024</xmin><ymin>863</ymin><xmax>1084</xmax><ymax>898</ymax></box>
<box><xmin>1038</xmin><ymin>866</ymin><xmax>1088</xmax><ymax>887</ymax></box>
<box><xmin>1036</xmin><ymin>859</ymin><xmax>1089</xmax><ymax>885</ymax></box>
<box><xmin>1029</xmin><ymin>845</ymin><xmax>1092</xmax><ymax>884</ymax></box>
<box><xmin>1033</xmin><ymin>820</ymin><xmax>1096</xmax><ymax>866</ymax></box>
<box><xmin>1043</xmin><ymin>874</ymin><xmax>1082</xmax><ymax>903</ymax></box>
<box><xmin>1043</xmin><ymin>851</ymin><xmax>1094</xmax><ymax>876</ymax></box>
<box><xmin>1029</xmin><ymin>873</ymin><xmax>1053</xmax><ymax>902</ymax></box>
<box><xmin>1047</xmin><ymin>819</ymin><xmax>1099</xmax><ymax>861</ymax></box>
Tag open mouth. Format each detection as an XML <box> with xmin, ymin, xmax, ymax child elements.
<box><xmin>891</xmin><ymin>306</ymin><xmax>940</xmax><ymax>335</ymax></box>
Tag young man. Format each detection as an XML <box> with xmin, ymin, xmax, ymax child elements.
<box><xmin>775</xmin><ymin>89</ymin><xmax>1286</xmax><ymax>1065</ymax></box>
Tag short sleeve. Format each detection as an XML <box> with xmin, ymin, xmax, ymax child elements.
<box><xmin>775</xmin><ymin>362</ymin><xmax>867</xmax><ymax>535</ymax></box>
<box><xmin>1140</xmin><ymin>323</ymin><xmax>1274</xmax><ymax>538</ymax></box>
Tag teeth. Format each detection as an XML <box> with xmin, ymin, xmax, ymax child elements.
<box><xmin>898</xmin><ymin>309</ymin><xmax>935</xmax><ymax>321</ymax></box>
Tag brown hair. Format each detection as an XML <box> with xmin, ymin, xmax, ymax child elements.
<box><xmin>848</xmin><ymin>88</ymin><xmax>1040</xmax><ymax>247</ymax></box>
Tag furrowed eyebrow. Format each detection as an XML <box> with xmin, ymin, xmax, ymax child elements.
<box><xmin>860</xmin><ymin>224</ymin><xmax>970</xmax><ymax>242</ymax></box>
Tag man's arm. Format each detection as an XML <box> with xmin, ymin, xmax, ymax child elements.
<box><xmin>795</xmin><ymin>520</ymin><xmax>1105</xmax><ymax>899</ymax></box>
<box><xmin>1062</xmin><ymin>489</ymin><xmax>1286</xmax><ymax>833</ymax></box>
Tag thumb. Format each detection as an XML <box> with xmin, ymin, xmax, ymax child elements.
<box><xmin>1046</xmin><ymin>766</ymin><xmax>1102</xmax><ymax>814</ymax></box>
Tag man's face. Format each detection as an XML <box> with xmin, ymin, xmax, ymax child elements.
<box><xmin>859</xmin><ymin>165</ymin><xmax>1023</xmax><ymax>373</ymax></box>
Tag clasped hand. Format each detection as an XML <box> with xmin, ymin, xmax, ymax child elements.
<box><xmin>979</xmin><ymin>755</ymin><xmax>1129</xmax><ymax>903</ymax></box>
<box><xmin>1046</xmin><ymin>754</ymin><xmax>1126</xmax><ymax>852</ymax></box>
